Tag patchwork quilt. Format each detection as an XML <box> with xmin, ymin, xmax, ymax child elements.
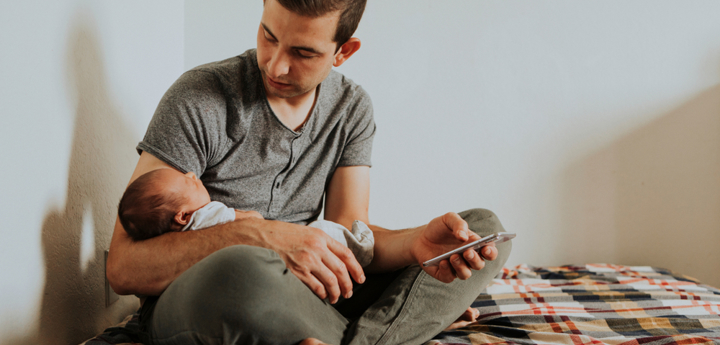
<box><xmin>82</xmin><ymin>264</ymin><xmax>720</xmax><ymax>345</ymax></box>
<box><xmin>429</xmin><ymin>264</ymin><xmax>720</xmax><ymax>345</ymax></box>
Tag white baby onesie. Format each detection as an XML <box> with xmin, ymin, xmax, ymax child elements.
<box><xmin>306</xmin><ymin>219</ymin><xmax>374</xmax><ymax>267</ymax></box>
<box><xmin>181</xmin><ymin>201</ymin><xmax>236</xmax><ymax>231</ymax></box>
<box><xmin>182</xmin><ymin>201</ymin><xmax>374</xmax><ymax>267</ymax></box>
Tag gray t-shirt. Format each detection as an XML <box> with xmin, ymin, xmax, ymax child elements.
<box><xmin>138</xmin><ymin>49</ymin><xmax>375</xmax><ymax>224</ymax></box>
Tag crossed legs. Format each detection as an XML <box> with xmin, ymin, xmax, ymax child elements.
<box><xmin>142</xmin><ymin>209</ymin><xmax>511</xmax><ymax>345</ymax></box>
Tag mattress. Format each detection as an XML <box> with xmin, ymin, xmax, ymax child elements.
<box><xmin>429</xmin><ymin>264</ymin><xmax>720</xmax><ymax>345</ymax></box>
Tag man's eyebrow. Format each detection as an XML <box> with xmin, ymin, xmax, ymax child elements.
<box><xmin>261</xmin><ymin>23</ymin><xmax>278</xmax><ymax>41</ymax></box>
<box><xmin>260</xmin><ymin>23</ymin><xmax>323</xmax><ymax>55</ymax></box>
<box><xmin>294</xmin><ymin>45</ymin><xmax>322</xmax><ymax>55</ymax></box>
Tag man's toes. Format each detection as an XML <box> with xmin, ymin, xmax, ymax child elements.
<box><xmin>444</xmin><ymin>307</ymin><xmax>480</xmax><ymax>331</ymax></box>
<box><xmin>459</xmin><ymin>307</ymin><xmax>478</xmax><ymax>321</ymax></box>
<box><xmin>299</xmin><ymin>338</ymin><xmax>329</xmax><ymax>345</ymax></box>
<box><xmin>444</xmin><ymin>319</ymin><xmax>473</xmax><ymax>331</ymax></box>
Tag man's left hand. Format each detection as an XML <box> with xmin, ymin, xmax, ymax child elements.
<box><xmin>410</xmin><ymin>212</ymin><xmax>498</xmax><ymax>283</ymax></box>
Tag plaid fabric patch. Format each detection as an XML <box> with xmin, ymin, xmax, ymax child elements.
<box><xmin>428</xmin><ymin>264</ymin><xmax>720</xmax><ymax>345</ymax></box>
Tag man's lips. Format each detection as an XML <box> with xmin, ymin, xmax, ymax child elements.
<box><xmin>267</xmin><ymin>76</ymin><xmax>291</xmax><ymax>89</ymax></box>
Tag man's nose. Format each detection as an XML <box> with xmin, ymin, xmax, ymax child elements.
<box><xmin>267</xmin><ymin>49</ymin><xmax>290</xmax><ymax>78</ymax></box>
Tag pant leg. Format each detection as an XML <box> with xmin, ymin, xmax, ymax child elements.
<box><xmin>143</xmin><ymin>245</ymin><xmax>349</xmax><ymax>345</ymax></box>
<box><xmin>342</xmin><ymin>208</ymin><xmax>512</xmax><ymax>345</ymax></box>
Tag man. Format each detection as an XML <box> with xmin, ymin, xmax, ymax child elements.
<box><xmin>107</xmin><ymin>0</ymin><xmax>511</xmax><ymax>344</ymax></box>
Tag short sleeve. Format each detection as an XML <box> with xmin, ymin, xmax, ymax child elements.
<box><xmin>338</xmin><ymin>88</ymin><xmax>376</xmax><ymax>167</ymax></box>
<box><xmin>137</xmin><ymin>70</ymin><xmax>228</xmax><ymax>176</ymax></box>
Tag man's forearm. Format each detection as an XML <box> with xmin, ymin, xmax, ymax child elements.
<box><xmin>365</xmin><ymin>224</ymin><xmax>423</xmax><ymax>273</ymax></box>
<box><xmin>107</xmin><ymin>217</ymin><xmax>270</xmax><ymax>296</ymax></box>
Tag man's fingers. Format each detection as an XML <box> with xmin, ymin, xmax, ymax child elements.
<box><xmin>327</xmin><ymin>238</ymin><xmax>365</xmax><ymax>284</ymax></box>
<box><xmin>311</xmin><ymin>265</ymin><xmax>342</xmax><ymax>304</ymax></box>
<box><xmin>442</xmin><ymin>212</ymin><xmax>471</xmax><ymax>242</ymax></box>
<box><xmin>436</xmin><ymin>260</ymin><xmax>457</xmax><ymax>283</ymax></box>
<box><xmin>467</xmin><ymin>231</ymin><xmax>481</xmax><ymax>242</ymax></box>
<box><xmin>442</xmin><ymin>212</ymin><xmax>480</xmax><ymax>242</ymax></box>
<box><xmin>463</xmin><ymin>248</ymin><xmax>486</xmax><ymax>270</ymax></box>
<box><xmin>450</xmin><ymin>254</ymin><xmax>473</xmax><ymax>280</ymax></box>
<box><xmin>480</xmin><ymin>243</ymin><xmax>498</xmax><ymax>261</ymax></box>
<box><xmin>322</xmin><ymin>254</ymin><xmax>354</xmax><ymax>300</ymax></box>
<box><xmin>297</xmin><ymin>271</ymin><xmax>327</xmax><ymax>300</ymax></box>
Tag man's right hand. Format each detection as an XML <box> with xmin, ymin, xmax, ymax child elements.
<box><xmin>264</xmin><ymin>222</ymin><xmax>365</xmax><ymax>303</ymax></box>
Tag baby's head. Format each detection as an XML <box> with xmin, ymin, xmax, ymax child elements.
<box><xmin>118</xmin><ymin>169</ymin><xmax>211</xmax><ymax>241</ymax></box>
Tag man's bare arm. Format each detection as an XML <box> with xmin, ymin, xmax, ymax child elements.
<box><xmin>323</xmin><ymin>166</ymin><xmax>421</xmax><ymax>273</ymax></box>
<box><xmin>107</xmin><ymin>152</ymin><xmax>268</xmax><ymax>295</ymax></box>
<box><xmin>323</xmin><ymin>166</ymin><xmax>370</xmax><ymax>230</ymax></box>
<box><xmin>108</xmin><ymin>216</ymin><xmax>271</xmax><ymax>295</ymax></box>
<box><xmin>323</xmin><ymin>166</ymin><xmax>498</xmax><ymax>281</ymax></box>
<box><xmin>365</xmin><ymin>217</ymin><xmax>497</xmax><ymax>281</ymax></box>
<box><xmin>107</xmin><ymin>152</ymin><xmax>364</xmax><ymax>296</ymax></box>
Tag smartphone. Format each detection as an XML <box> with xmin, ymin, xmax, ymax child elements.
<box><xmin>422</xmin><ymin>233</ymin><xmax>516</xmax><ymax>267</ymax></box>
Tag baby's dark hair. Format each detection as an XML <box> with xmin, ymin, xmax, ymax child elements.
<box><xmin>118</xmin><ymin>169</ymin><xmax>186</xmax><ymax>241</ymax></box>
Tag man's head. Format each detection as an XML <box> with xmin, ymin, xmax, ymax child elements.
<box><xmin>257</xmin><ymin>0</ymin><xmax>366</xmax><ymax>99</ymax></box>
<box><xmin>275</xmin><ymin>0</ymin><xmax>366</xmax><ymax>50</ymax></box>
<box><xmin>118</xmin><ymin>169</ymin><xmax>211</xmax><ymax>240</ymax></box>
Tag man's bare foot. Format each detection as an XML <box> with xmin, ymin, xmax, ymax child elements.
<box><xmin>444</xmin><ymin>307</ymin><xmax>480</xmax><ymax>331</ymax></box>
<box><xmin>299</xmin><ymin>338</ymin><xmax>330</xmax><ymax>345</ymax></box>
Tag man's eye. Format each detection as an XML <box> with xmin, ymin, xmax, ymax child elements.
<box><xmin>263</xmin><ymin>31</ymin><xmax>275</xmax><ymax>42</ymax></box>
<box><xmin>296</xmin><ymin>50</ymin><xmax>315</xmax><ymax>59</ymax></box>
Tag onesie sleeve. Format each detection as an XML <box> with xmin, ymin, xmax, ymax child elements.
<box><xmin>137</xmin><ymin>70</ymin><xmax>229</xmax><ymax>176</ymax></box>
<box><xmin>182</xmin><ymin>201</ymin><xmax>236</xmax><ymax>231</ymax></box>
<box><xmin>338</xmin><ymin>86</ymin><xmax>376</xmax><ymax>167</ymax></box>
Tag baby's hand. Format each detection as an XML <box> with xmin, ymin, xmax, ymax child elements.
<box><xmin>235</xmin><ymin>210</ymin><xmax>264</xmax><ymax>220</ymax></box>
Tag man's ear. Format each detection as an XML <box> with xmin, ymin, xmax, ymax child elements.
<box><xmin>174</xmin><ymin>211</ymin><xmax>192</xmax><ymax>226</ymax></box>
<box><xmin>333</xmin><ymin>38</ymin><xmax>361</xmax><ymax>67</ymax></box>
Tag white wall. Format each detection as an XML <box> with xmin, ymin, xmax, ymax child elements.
<box><xmin>356</xmin><ymin>1</ymin><xmax>720</xmax><ymax>287</ymax></box>
<box><xmin>185</xmin><ymin>1</ymin><xmax>720</xmax><ymax>288</ymax></box>
<box><xmin>0</xmin><ymin>1</ymin><xmax>183</xmax><ymax>344</ymax></box>
<box><xmin>184</xmin><ymin>0</ymin><xmax>262</xmax><ymax>70</ymax></box>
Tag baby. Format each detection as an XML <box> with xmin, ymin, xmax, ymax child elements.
<box><xmin>118</xmin><ymin>168</ymin><xmax>374</xmax><ymax>266</ymax></box>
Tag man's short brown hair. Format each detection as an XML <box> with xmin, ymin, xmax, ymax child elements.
<box><xmin>276</xmin><ymin>0</ymin><xmax>367</xmax><ymax>50</ymax></box>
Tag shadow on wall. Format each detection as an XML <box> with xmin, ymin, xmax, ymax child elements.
<box><xmin>35</xmin><ymin>13</ymin><xmax>140</xmax><ymax>345</ymax></box>
<box><xmin>560</xmin><ymin>85</ymin><xmax>720</xmax><ymax>288</ymax></box>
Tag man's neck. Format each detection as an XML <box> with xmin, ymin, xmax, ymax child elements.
<box><xmin>266</xmin><ymin>86</ymin><xmax>319</xmax><ymax>132</ymax></box>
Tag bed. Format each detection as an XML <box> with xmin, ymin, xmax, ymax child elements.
<box><xmin>430</xmin><ymin>264</ymin><xmax>720</xmax><ymax>345</ymax></box>
<box><xmin>82</xmin><ymin>264</ymin><xmax>720</xmax><ymax>345</ymax></box>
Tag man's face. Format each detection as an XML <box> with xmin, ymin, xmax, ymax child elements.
<box><xmin>257</xmin><ymin>0</ymin><xmax>341</xmax><ymax>99</ymax></box>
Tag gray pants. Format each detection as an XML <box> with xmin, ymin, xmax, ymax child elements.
<box><xmin>140</xmin><ymin>209</ymin><xmax>511</xmax><ymax>345</ymax></box>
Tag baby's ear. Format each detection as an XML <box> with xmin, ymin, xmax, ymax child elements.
<box><xmin>174</xmin><ymin>211</ymin><xmax>192</xmax><ymax>225</ymax></box>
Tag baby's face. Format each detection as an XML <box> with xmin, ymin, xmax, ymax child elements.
<box><xmin>153</xmin><ymin>169</ymin><xmax>211</xmax><ymax>212</ymax></box>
